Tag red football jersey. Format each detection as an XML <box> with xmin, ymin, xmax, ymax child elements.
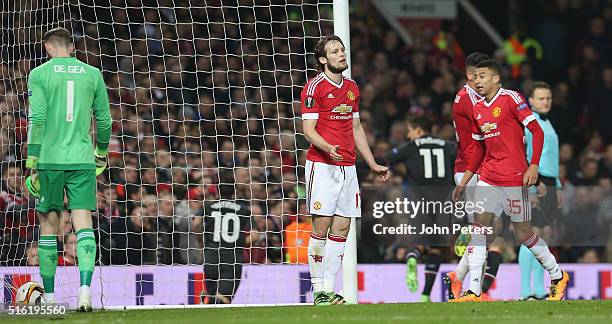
<box><xmin>471</xmin><ymin>88</ymin><xmax>536</xmax><ymax>186</ymax></box>
<box><xmin>452</xmin><ymin>84</ymin><xmax>482</xmax><ymax>173</ymax></box>
<box><xmin>301</xmin><ymin>73</ymin><xmax>360</xmax><ymax>166</ymax></box>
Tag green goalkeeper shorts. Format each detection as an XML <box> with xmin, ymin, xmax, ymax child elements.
<box><xmin>36</xmin><ymin>169</ymin><xmax>97</xmax><ymax>212</ymax></box>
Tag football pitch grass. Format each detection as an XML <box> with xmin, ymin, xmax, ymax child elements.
<box><xmin>2</xmin><ymin>300</ymin><xmax>611</xmax><ymax>323</ymax></box>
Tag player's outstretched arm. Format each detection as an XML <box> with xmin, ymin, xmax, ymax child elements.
<box><xmin>303</xmin><ymin>119</ymin><xmax>343</xmax><ymax>161</ymax></box>
<box><xmin>26</xmin><ymin>70</ymin><xmax>48</xmax><ymax>170</ymax></box>
<box><xmin>352</xmin><ymin>117</ymin><xmax>389</xmax><ymax>182</ymax></box>
<box><xmin>92</xmin><ymin>70</ymin><xmax>113</xmax><ymax>175</ymax></box>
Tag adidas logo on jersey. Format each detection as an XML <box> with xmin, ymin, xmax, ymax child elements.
<box><xmin>477</xmin><ymin>113</ymin><xmax>482</xmax><ymax>120</ymax></box>
<box><xmin>327</xmin><ymin>93</ymin><xmax>335</xmax><ymax>98</ymax></box>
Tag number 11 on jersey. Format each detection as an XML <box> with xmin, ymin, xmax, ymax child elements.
<box><xmin>419</xmin><ymin>148</ymin><xmax>445</xmax><ymax>179</ymax></box>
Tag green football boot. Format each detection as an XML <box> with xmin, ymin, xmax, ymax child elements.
<box><xmin>313</xmin><ymin>291</ymin><xmax>332</xmax><ymax>306</ymax></box>
<box><xmin>406</xmin><ymin>257</ymin><xmax>418</xmax><ymax>293</ymax></box>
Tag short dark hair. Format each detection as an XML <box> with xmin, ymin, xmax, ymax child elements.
<box><xmin>43</xmin><ymin>27</ymin><xmax>73</xmax><ymax>47</ymax></box>
<box><xmin>476</xmin><ymin>59</ymin><xmax>502</xmax><ymax>76</ymax></box>
<box><xmin>528</xmin><ymin>81</ymin><xmax>551</xmax><ymax>98</ymax></box>
<box><xmin>406</xmin><ymin>115</ymin><xmax>433</xmax><ymax>134</ymax></box>
<box><xmin>314</xmin><ymin>35</ymin><xmax>344</xmax><ymax>71</ymax></box>
<box><xmin>465</xmin><ymin>52</ymin><xmax>489</xmax><ymax>68</ymax></box>
<box><xmin>218</xmin><ymin>171</ymin><xmax>236</xmax><ymax>200</ymax></box>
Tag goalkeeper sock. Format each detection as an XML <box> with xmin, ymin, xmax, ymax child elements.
<box><xmin>524</xmin><ymin>233</ymin><xmax>562</xmax><ymax>281</ymax></box>
<box><xmin>467</xmin><ymin>226</ymin><xmax>487</xmax><ymax>296</ymax></box>
<box><xmin>481</xmin><ymin>250</ymin><xmax>501</xmax><ymax>293</ymax></box>
<box><xmin>532</xmin><ymin>250</ymin><xmax>547</xmax><ymax>298</ymax></box>
<box><xmin>422</xmin><ymin>253</ymin><xmax>441</xmax><ymax>296</ymax></box>
<box><xmin>456</xmin><ymin>251</ymin><xmax>469</xmax><ymax>282</ymax></box>
<box><xmin>308</xmin><ymin>233</ymin><xmax>326</xmax><ymax>292</ymax></box>
<box><xmin>38</xmin><ymin>235</ymin><xmax>58</xmax><ymax>294</ymax></box>
<box><xmin>323</xmin><ymin>234</ymin><xmax>346</xmax><ymax>292</ymax></box>
<box><xmin>518</xmin><ymin>245</ymin><xmax>534</xmax><ymax>298</ymax></box>
<box><xmin>76</xmin><ymin>228</ymin><xmax>96</xmax><ymax>287</ymax></box>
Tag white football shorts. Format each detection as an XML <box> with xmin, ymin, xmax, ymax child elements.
<box><xmin>454</xmin><ymin>172</ymin><xmax>479</xmax><ymax>223</ymax></box>
<box><xmin>305</xmin><ymin>160</ymin><xmax>361</xmax><ymax>218</ymax></box>
<box><xmin>473</xmin><ymin>179</ymin><xmax>531</xmax><ymax>223</ymax></box>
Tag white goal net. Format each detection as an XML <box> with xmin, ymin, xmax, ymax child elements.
<box><xmin>0</xmin><ymin>0</ymin><xmax>335</xmax><ymax>308</ymax></box>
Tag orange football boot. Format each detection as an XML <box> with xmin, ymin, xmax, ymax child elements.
<box><xmin>547</xmin><ymin>271</ymin><xmax>570</xmax><ymax>300</ymax></box>
<box><xmin>443</xmin><ymin>272</ymin><xmax>463</xmax><ymax>300</ymax></box>
<box><xmin>449</xmin><ymin>292</ymin><xmax>482</xmax><ymax>303</ymax></box>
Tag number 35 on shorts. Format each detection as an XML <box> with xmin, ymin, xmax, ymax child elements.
<box><xmin>506</xmin><ymin>199</ymin><xmax>522</xmax><ymax>215</ymax></box>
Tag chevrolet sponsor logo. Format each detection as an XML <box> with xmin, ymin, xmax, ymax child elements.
<box><xmin>480</xmin><ymin>122</ymin><xmax>497</xmax><ymax>133</ymax></box>
<box><xmin>332</xmin><ymin>104</ymin><xmax>353</xmax><ymax>114</ymax></box>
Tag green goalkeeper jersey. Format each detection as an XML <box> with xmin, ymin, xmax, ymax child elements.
<box><xmin>27</xmin><ymin>57</ymin><xmax>112</xmax><ymax>170</ymax></box>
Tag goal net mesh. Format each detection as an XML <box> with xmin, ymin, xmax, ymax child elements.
<box><xmin>0</xmin><ymin>0</ymin><xmax>333</xmax><ymax>307</ymax></box>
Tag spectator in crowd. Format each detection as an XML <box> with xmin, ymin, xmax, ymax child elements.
<box><xmin>560</xmin><ymin>187</ymin><xmax>606</xmax><ymax>262</ymax></box>
<box><xmin>570</xmin><ymin>158</ymin><xmax>601</xmax><ymax>186</ymax></box>
<box><xmin>175</xmin><ymin>187</ymin><xmax>205</xmax><ymax>264</ymax></box>
<box><xmin>110</xmin><ymin>206</ymin><xmax>156</xmax><ymax>265</ymax></box>
<box><xmin>58</xmin><ymin>233</ymin><xmax>77</xmax><ymax>266</ymax></box>
<box><xmin>283</xmin><ymin>201</ymin><xmax>311</xmax><ymax>264</ymax></box>
<box><xmin>244</xmin><ymin>203</ymin><xmax>266</xmax><ymax>264</ymax></box>
<box><xmin>156</xmin><ymin>192</ymin><xmax>179</xmax><ymax>265</ymax></box>
<box><xmin>25</xmin><ymin>242</ymin><xmax>39</xmax><ymax>266</ymax></box>
<box><xmin>0</xmin><ymin>164</ymin><xmax>36</xmax><ymax>265</ymax></box>
<box><xmin>245</xmin><ymin>203</ymin><xmax>282</xmax><ymax>264</ymax></box>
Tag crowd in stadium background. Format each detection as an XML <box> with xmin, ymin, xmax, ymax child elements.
<box><xmin>0</xmin><ymin>0</ymin><xmax>611</xmax><ymax>268</ymax></box>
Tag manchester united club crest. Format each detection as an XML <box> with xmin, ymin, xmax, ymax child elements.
<box><xmin>346</xmin><ymin>90</ymin><xmax>355</xmax><ymax>101</ymax></box>
<box><xmin>313</xmin><ymin>201</ymin><xmax>322</xmax><ymax>210</ymax></box>
<box><xmin>492</xmin><ymin>106</ymin><xmax>502</xmax><ymax>118</ymax></box>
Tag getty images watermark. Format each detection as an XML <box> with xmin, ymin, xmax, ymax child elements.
<box><xmin>370</xmin><ymin>197</ymin><xmax>493</xmax><ymax>236</ymax></box>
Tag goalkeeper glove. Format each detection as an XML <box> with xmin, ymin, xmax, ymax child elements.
<box><xmin>25</xmin><ymin>173</ymin><xmax>41</xmax><ymax>199</ymax></box>
<box><xmin>25</xmin><ymin>156</ymin><xmax>38</xmax><ymax>170</ymax></box>
<box><xmin>94</xmin><ymin>147</ymin><xmax>108</xmax><ymax>176</ymax></box>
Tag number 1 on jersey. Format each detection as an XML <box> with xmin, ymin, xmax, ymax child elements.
<box><xmin>66</xmin><ymin>80</ymin><xmax>74</xmax><ymax>121</ymax></box>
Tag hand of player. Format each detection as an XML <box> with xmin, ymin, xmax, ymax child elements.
<box><xmin>25</xmin><ymin>156</ymin><xmax>41</xmax><ymax>198</ymax></box>
<box><xmin>452</xmin><ymin>185</ymin><xmax>466</xmax><ymax>202</ymax></box>
<box><xmin>94</xmin><ymin>147</ymin><xmax>108</xmax><ymax>176</ymax></box>
<box><xmin>328</xmin><ymin>145</ymin><xmax>343</xmax><ymax>161</ymax></box>
<box><xmin>556</xmin><ymin>189</ymin><xmax>564</xmax><ymax>209</ymax></box>
<box><xmin>25</xmin><ymin>173</ymin><xmax>41</xmax><ymax>199</ymax></box>
<box><xmin>371</xmin><ymin>164</ymin><xmax>390</xmax><ymax>182</ymax></box>
<box><xmin>536</xmin><ymin>181</ymin><xmax>547</xmax><ymax>198</ymax></box>
<box><xmin>25</xmin><ymin>156</ymin><xmax>38</xmax><ymax>170</ymax></box>
<box><xmin>523</xmin><ymin>164</ymin><xmax>539</xmax><ymax>186</ymax></box>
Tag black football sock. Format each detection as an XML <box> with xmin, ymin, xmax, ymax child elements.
<box><xmin>481</xmin><ymin>250</ymin><xmax>502</xmax><ymax>293</ymax></box>
<box><xmin>422</xmin><ymin>253</ymin><xmax>441</xmax><ymax>296</ymax></box>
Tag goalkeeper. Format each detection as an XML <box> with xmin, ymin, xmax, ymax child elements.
<box><xmin>26</xmin><ymin>27</ymin><xmax>112</xmax><ymax>312</ymax></box>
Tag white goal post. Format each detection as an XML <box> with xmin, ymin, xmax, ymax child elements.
<box><xmin>333</xmin><ymin>0</ymin><xmax>358</xmax><ymax>305</ymax></box>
